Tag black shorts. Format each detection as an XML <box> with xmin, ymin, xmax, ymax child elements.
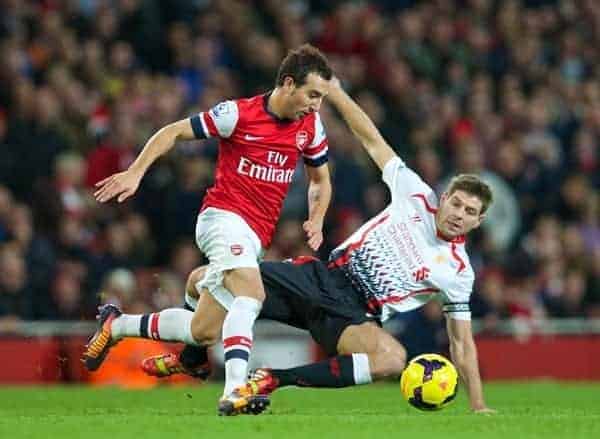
<box><xmin>258</xmin><ymin>258</ymin><xmax>376</xmax><ymax>356</ymax></box>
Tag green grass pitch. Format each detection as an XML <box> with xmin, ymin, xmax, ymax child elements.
<box><xmin>1</xmin><ymin>382</ymin><xmax>599</xmax><ymax>439</ymax></box>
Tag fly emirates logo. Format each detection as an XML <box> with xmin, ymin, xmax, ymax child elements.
<box><xmin>237</xmin><ymin>151</ymin><xmax>294</xmax><ymax>183</ymax></box>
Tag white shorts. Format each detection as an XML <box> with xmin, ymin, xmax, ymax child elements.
<box><xmin>194</xmin><ymin>207</ymin><xmax>264</xmax><ymax>310</ymax></box>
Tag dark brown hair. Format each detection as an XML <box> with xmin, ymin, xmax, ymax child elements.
<box><xmin>276</xmin><ymin>44</ymin><xmax>332</xmax><ymax>87</ymax></box>
<box><xmin>446</xmin><ymin>174</ymin><xmax>493</xmax><ymax>214</ymax></box>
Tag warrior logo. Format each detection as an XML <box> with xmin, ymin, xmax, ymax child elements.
<box><xmin>412</xmin><ymin>266</ymin><xmax>430</xmax><ymax>282</ymax></box>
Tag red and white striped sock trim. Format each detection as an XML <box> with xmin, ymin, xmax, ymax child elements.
<box><xmin>149</xmin><ymin>313</ymin><xmax>160</xmax><ymax>340</ymax></box>
<box><xmin>223</xmin><ymin>335</ymin><xmax>252</xmax><ymax>360</ymax></box>
<box><xmin>223</xmin><ymin>336</ymin><xmax>252</xmax><ymax>349</ymax></box>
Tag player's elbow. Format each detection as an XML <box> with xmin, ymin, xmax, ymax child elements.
<box><xmin>168</xmin><ymin>119</ymin><xmax>195</xmax><ymax>142</ymax></box>
<box><xmin>364</xmin><ymin>140</ymin><xmax>395</xmax><ymax>170</ymax></box>
<box><xmin>308</xmin><ymin>172</ymin><xmax>331</xmax><ymax>187</ymax></box>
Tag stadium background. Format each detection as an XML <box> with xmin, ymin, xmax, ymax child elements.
<box><xmin>0</xmin><ymin>0</ymin><xmax>598</xmax><ymax>386</ymax></box>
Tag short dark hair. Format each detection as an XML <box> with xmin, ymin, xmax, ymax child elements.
<box><xmin>446</xmin><ymin>174</ymin><xmax>493</xmax><ymax>214</ymax></box>
<box><xmin>276</xmin><ymin>44</ymin><xmax>332</xmax><ymax>87</ymax></box>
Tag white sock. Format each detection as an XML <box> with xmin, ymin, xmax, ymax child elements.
<box><xmin>110</xmin><ymin>314</ymin><xmax>142</xmax><ymax>340</ymax></box>
<box><xmin>352</xmin><ymin>353</ymin><xmax>373</xmax><ymax>385</ymax></box>
<box><xmin>221</xmin><ymin>296</ymin><xmax>262</xmax><ymax>396</ymax></box>
<box><xmin>111</xmin><ymin>308</ymin><xmax>197</xmax><ymax>345</ymax></box>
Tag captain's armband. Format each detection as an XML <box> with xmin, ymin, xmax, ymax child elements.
<box><xmin>442</xmin><ymin>302</ymin><xmax>470</xmax><ymax>315</ymax></box>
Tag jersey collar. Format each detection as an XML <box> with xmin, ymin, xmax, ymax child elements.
<box><xmin>263</xmin><ymin>91</ymin><xmax>294</xmax><ymax>124</ymax></box>
<box><xmin>436</xmin><ymin>229</ymin><xmax>466</xmax><ymax>244</ymax></box>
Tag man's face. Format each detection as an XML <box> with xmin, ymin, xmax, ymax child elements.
<box><xmin>435</xmin><ymin>190</ymin><xmax>485</xmax><ymax>238</ymax></box>
<box><xmin>281</xmin><ymin>72</ymin><xmax>329</xmax><ymax>120</ymax></box>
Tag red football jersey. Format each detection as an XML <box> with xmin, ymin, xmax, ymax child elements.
<box><xmin>189</xmin><ymin>93</ymin><xmax>329</xmax><ymax>248</ymax></box>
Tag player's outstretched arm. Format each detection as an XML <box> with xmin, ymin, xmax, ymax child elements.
<box><xmin>303</xmin><ymin>164</ymin><xmax>332</xmax><ymax>251</ymax></box>
<box><xmin>446</xmin><ymin>318</ymin><xmax>497</xmax><ymax>414</ymax></box>
<box><xmin>94</xmin><ymin>119</ymin><xmax>196</xmax><ymax>203</ymax></box>
<box><xmin>327</xmin><ymin>78</ymin><xmax>397</xmax><ymax>171</ymax></box>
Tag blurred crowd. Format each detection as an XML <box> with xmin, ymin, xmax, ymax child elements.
<box><xmin>0</xmin><ymin>0</ymin><xmax>598</xmax><ymax>338</ymax></box>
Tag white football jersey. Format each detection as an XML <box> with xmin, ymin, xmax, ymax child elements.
<box><xmin>329</xmin><ymin>157</ymin><xmax>473</xmax><ymax>322</ymax></box>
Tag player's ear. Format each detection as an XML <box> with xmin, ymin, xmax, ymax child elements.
<box><xmin>282</xmin><ymin>76</ymin><xmax>296</xmax><ymax>92</ymax></box>
<box><xmin>475</xmin><ymin>212</ymin><xmax>485</xmax><ymax>228</ymax></box>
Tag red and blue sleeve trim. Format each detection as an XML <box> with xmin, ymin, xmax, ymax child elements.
<box><xmin>303</xmin><ymin>154</ymin><xmax>329</xmax><ymax>167</ymax></box>
<box><xmin>190</xmin><ymin>115</ymin><xmax>207</xmax><ymax>139</ymax></box>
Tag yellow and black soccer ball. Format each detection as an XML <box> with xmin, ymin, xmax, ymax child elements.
<box><xmin>400</xmin><ymin>353</ymin><xmax>458</xmax><ymax>411</ymax></box>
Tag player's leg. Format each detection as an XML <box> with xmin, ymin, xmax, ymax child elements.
<box><xmin>240</xmin><ymin>263</ymin><xmax>406</xmax><ymax>393</ymax></box>
<box><xmin>194</xmin><ymin>208</ymin><xmax>267</xmax><ymax>415</ymax></box>
<box><xmin>82</xmin><ymin>265</ymin><xmax>225</xmax><ymax>372</ymax></box>
<box><xmin>110</xmin><ymin>273</ymin><xmax>209</xmax><ymax>345</ymax></box>
<box><xmin>212</xmin><ymin>259</ymin><xmax>315</xmax><ymax>411</ymax></box>
<box><xmin>247</xmin><ymin>322</ymin><xmax>406</xmax><ymax>394</ymax></box>
<box><xmin>336</xmin><ymin>322</ymin><xmax>407</xmax><ymax>380</ymax></box>
<box><xmin>141</xmin><ymin>266</ymin><xmax>226</xmax><ymax>378</ymax></box>
<box><xmin>143</xmin><ymin>266</ymin><xmax>212</xmax><ymax>377</ymax></box>
<box><xmin>230</xmin><ymin>259</ymin><xmax>361</xmax><ymax>395</ymax></box>
<box><xmin>218</xmin><ymin>266</ymin><xmax>265</xmax><ymax>414</ymax></box>
<box><xmin>142</xmin><ymin>257</ymin><xmax>308</xmax><ymax>379</ymax></box>
<box><xmin>140</xmin><ymin>265</ymin><xmax>223</xmax><ymax>377</ymax></box>
<box><xmin>82</xmin><ymin>303</ymin><xmax>199</xmax><ymax>371</ymax></box>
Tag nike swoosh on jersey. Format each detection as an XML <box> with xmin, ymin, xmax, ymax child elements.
<box><xmin>244</xmin><ymin>134</ymin><xmax>264</xmax><ymax>141</ymax></box>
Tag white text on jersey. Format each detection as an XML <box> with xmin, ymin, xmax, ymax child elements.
<box><xmin>237</xmin><ymin>156</ymin><xmax>294</xmax><ymax>183</ymax></box>
<box><xmin>267</xmin><ymin>151</ymin><xmax>288</xmax><ymax>166</ymax></box>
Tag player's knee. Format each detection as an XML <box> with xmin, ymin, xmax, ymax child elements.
<box><xmin>388</xmin><ymin>347</ymin><xmax>407</xmax><ymax>375</ymax></box>
<box><xmin>186</xmin><ymin>266</ymin><xmax>207</xmax><ymax>299</ymax></box>
<box><xmin>370</xmin><ymin>345</ymin><xmax>407</xmax><ymax>380</ymax></box>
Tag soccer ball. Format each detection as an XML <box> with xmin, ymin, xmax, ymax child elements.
<box><xmin>400</xmin><ymin>353</ymin><xmax>458</xmax><ymax>411</ymax></box>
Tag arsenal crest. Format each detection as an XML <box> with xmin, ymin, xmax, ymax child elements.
<box><xmin>296</xmin><ymin>131</ymin><xmax>308</xmax><ymax>149</ymax></box>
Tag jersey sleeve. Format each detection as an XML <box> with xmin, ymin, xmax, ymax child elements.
<box><xmin>382</xmin><ymin>156</ymin><xmax>435</xmax><ymax>206</ymax></box>
<box><xmin>189</xmin><ymin>100</ymin><xmax>239</xmax><ymax>139</ymax></box>
<box><xmin>302</xmin><ymin>113</ymin><xmax>328</xmax><ymax>167</ymax></box>
<box><xmin>440</xmin><ymin>268</ymin><xmax>474</xmax><ymax>321</ymax></box>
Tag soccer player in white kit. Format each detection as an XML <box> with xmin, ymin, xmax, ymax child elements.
<box><xmin>83</xmin><ymin>45</ymin><xmax>333</xmax><ymax>415</ymax></box>
<box><xmin>225</xmin><ymin>78</ymin><xmax>497</xmax><ymax>414</ymax></box>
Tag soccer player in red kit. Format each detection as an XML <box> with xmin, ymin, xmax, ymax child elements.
<box><xmin>83</xmin><ymin>44</ymin><xmax>333</xmax><ymax>415</ymax></box>
<box><xmin>86</xmin><ymin>77</ymin><xmax>496</xmax><ymax>415</ymax></box>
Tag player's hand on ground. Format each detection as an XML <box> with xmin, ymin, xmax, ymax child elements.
<box><xmin>303</xmin><ymin>220</ymin><xmax>323</xmax><ymax>251</ymax></box>
<box><xmin>472</xmin><ymin>406</ymin><xmax>497</xmax><ymax>415</ymax></box>
<box><xmin>94</xmin><ymin>169</ymin><xmax>142</xmax><ymax>203</ymax></box>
